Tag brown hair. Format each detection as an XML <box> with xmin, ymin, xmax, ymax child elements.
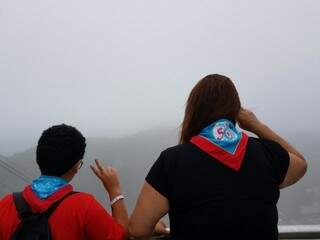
<box><xmin>179</xmin><ymin>74</ymin><xmax>241</xmax><ymax>143</ymax></box>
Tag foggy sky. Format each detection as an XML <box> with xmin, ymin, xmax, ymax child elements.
<box><xmin>1</xmin><ymin>0</ymin><xmax>319</xmax><ymax>156</ymax></box>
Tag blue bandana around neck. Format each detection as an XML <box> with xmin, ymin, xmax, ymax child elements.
<box><xmin>199</xmin><ymin>119</ymin><xmax>242</xmax><ymax>154</ymax></box>
<box><xmin>31</xmin><ymin>175</ymin><xmax>67</xmax><ymax>199</ymax></box>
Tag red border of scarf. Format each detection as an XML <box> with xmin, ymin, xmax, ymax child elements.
<box><xmin>190</xmin><ymin>132</ymin><xmax>249</xmax><ymax>171</ymax></box>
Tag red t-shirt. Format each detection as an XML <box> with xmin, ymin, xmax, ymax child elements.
<box><xmin>0</xmin><ymin>185</ymin><xmax>125</xmax><ymax>240</ymax></box>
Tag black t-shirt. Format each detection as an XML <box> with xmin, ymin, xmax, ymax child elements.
<box><xmin>146</xmin><ymin>137</ymin><xmax>290</xmax><ymax>240</ymax></box>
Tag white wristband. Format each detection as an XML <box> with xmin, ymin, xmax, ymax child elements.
<box><xmin>110</xmin><ymin>194</ymin><xmax>124</xmax><ymax>206</ymax></box>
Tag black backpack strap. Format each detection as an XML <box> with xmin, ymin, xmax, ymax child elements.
<box><xmin>13</xmin><ymin>192</ymin><xmax>33</xmax><ymax>220</ymax></box>
<box><xmin>43</xmin><ymin>191</ymin><xmax>78</xmax><ymax>218</ymax></box>
<box><xmin>13</xmin><ymin>191</ymin><xmax>79</xmax><ymax>220</ymax></box>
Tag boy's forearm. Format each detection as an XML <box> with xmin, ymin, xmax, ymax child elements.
<box><xmin>109</xmin><ymin>189</ymin><xmax>129</xmax><ymax>228</ymax></box>
<box><xmin>111</xmin><ymin>200</ymin><xmax>129</xmax><ymax>228</ymax></box>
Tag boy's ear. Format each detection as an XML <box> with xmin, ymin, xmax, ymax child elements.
<box><xmin>69</xmin><ymin>161</ymin><xmax>81</xmax><ymax>174</ymax></box>
<box><xmin>72</xmin><ymin>164</ymin><xmax>79</xmax><ymax>174</ymax></box>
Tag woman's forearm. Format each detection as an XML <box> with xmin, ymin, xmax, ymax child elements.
<box><xmin>253</xmin><ymin>123</ymin><xmax>305</xmax><ymax>160</ymax></box>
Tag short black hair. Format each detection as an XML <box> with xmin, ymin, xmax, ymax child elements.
<box><xmin>36</xmin><ymin>124</ymin><xmax>86</xmax><ymax>176</ymax></box>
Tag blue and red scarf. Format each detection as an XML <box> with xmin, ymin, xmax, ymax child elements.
<box><xmin>31</xmin><ymin>175</ymin><xmax>68</xmax><ymax>199</ymax></box>
<box><xmin>190</xmin><ymin>119</ymin><xmax>248</xmax><ymax>171</ymax></box>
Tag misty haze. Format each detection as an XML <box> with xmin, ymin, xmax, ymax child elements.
<box><xmin>1</xmin><ymin>0</ymin><xmax>319</xmax><ymax>228</ymax></box>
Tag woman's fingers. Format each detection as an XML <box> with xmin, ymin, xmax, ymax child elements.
<box><xmin>154</xmin><ymin>220</ymin><xmax>170</xmax><ymax>236</ymax></box>
<box><xmin>237</xmin><ymin>108</ymin><xmax>248</xmax><ymax>119</ymax></box>
<box><xmin>236</xmin><ymin>107</ymin><xmax>262</xmax><ymax>133</ymax></box>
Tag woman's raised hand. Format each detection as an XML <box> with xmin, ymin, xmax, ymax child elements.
<box><xmin>154</xmin><ymin>220</ymin><xmax>170</xmax><ymax>236</ymax></box>
<box><xmin>237</xmin><ymin>108</ymin><xmax>263</xmax><ymax>133</ymax></box>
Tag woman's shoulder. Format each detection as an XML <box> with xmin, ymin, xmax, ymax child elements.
<box><xmin>160</xmin><ymin>142</ymin><xmax>194</xmax><ymax>158</ymax></box>
<box><xmin>247</xmin><ymin>136</ymin><xmax>286</xmax><ymax>152</ymax></box>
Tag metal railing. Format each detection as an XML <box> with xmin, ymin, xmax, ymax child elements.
<box><xmin>151</xmin><ymin>225</ymin><xmax>320</xmax><ymax>239</ymax></box>
<box><xmin>279</xmin><ymin>225</ymin><xmax>320</xmax><ymax>239</ymax></box>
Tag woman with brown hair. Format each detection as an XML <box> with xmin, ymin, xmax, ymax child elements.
<box><xmin>129</xmin><ymin>74</ymin><xmax>307</xmax><ymax>240</ymax></box>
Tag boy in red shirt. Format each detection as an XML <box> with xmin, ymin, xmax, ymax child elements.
<box><xmin>0</xmin><ymin>124</ymin><xmax>128</xmax><ymax>240</ymax></box>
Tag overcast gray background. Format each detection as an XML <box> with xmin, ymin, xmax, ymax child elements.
<box><xmin>0</xmin><ymin>0</ymin><xmax>319</xmax><ymax>156</ymax></box>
